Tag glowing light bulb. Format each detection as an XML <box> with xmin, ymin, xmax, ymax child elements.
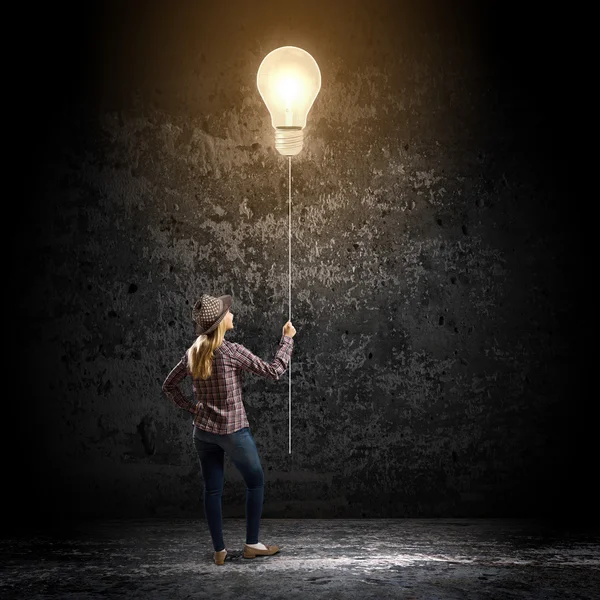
<box><xmin>257</xmin><ymin>46</ymin><xmax>321</xmax><ymax>156</ymax></box>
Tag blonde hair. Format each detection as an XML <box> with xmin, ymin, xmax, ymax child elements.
<box><xmin>186</xmin><ymin>317</ymin><xmax>228</xmax><ymax>380</ymax></box>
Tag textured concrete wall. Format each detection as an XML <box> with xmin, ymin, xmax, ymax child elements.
<box><xmin>11</xmin><ymin>0</ymin><xmax>585</xmax><ymax>522</ymax></box>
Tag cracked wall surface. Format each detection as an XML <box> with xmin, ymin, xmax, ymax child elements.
<box><xmin>11</xmin><ymin>0</ymin><xmax>584</xmax><ymax>522</ymax></box>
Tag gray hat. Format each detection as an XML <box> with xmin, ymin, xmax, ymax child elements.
<box><xmin>191</xmin><ymin>293</ymin><xmax>232</xmax><ymax>335</ymax></box>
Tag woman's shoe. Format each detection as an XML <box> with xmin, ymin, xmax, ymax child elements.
<box><xmin>243</xmin><ymin>543</ymin><xmax>280</xmax><ymax>559</ymax></box>
<box><xmin>214</xmin><ymin>549</ymin><xmax>227</xmax><ymax>565</ymax></box>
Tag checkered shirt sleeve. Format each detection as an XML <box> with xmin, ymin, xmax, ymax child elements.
<box><xmin>230</xmin><ymin>335</ymin><xmax>294</xmax><ymax>379</ymax></box>
<box><xmin>162</xmin><ymin>353</ymin><xmax>197</xmax><ymax>415</ymax></box>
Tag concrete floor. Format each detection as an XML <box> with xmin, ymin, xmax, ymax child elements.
<box><xmin>1</xmin><ymin>518</ymin><xmax>599</xmax><ymax>599</ymax></box>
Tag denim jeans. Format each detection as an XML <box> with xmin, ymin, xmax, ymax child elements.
<box><xmin>192</xmin><ymin>426</ymin><xmax>264</xmax><ymax>552</ymax></box>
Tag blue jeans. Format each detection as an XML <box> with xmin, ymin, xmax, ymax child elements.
<box><xmin>192</xmin><ymin>426</ymin><xmax>264</xmax><ymax>552</ymax></box>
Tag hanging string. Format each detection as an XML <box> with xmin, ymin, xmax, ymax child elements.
<box><xmin>288</xmin><ymin>155</ymin><xmax>292</xmax><ymax>455</ymax></box>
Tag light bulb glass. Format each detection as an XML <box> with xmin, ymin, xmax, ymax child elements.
<box><xmin>257</xmin><ymin>46</ymin><xmax>321</xmax><ymax>155</ymax></box>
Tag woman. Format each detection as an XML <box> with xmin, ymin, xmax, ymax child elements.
<box><xmin>162</xmin><ymin>292</ymin><xmax>296</xmax><ymax>565</ymax></box>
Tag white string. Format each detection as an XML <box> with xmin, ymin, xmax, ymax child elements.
<box><xmin>288</xmin><ymin>155</ymin><xmax>292</xmax><ymax>455</ymax></box>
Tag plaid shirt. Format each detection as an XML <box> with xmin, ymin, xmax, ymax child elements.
<box><xmin>162</xmin><ymin>335</ymin><xmax>294</xmax><ymax>434</ymax></box>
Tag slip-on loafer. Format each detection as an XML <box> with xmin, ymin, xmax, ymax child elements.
<box><xmin>243</xmin><ymin>543</ymin><xmax>280</xmax><ymax>559</ymax></box>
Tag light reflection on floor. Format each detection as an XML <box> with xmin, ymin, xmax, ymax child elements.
<box><xmin>2</xmin><ymin>519</ymin><xmax>599</xmax><ymax>599</ymax></box>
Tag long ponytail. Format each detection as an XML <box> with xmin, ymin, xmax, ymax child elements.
<box><xmin>186</xmin><ymin>318</ymin><xmax>227</xmax><ymax>379</ymax></box>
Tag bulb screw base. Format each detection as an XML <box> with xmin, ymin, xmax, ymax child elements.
<box><xmin>275</xmin><ymin>127</ymin><xmax>304</xmax><ymax>156</ymax></box>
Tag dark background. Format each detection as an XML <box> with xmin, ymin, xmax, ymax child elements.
<box><xmin>8</xmin><ymin>0</ymin><xmax>591</xmax><ymax>526</ymax></box>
